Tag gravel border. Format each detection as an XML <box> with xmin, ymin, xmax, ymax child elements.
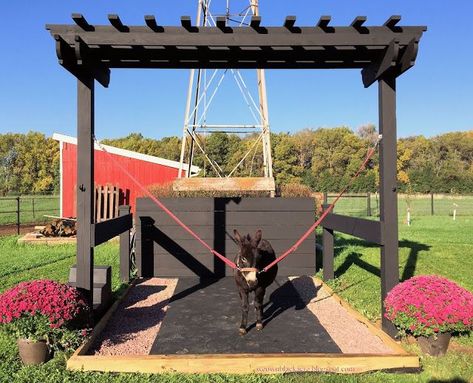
<box><xmin>90</xmin><ymin>278</ymin><xmax>177</xmax><ymax>356</ymax></box>
<box><xmin>290</xmin><ymin>276</ymin><xmax>394</xmax><ymax>354</ymax></box>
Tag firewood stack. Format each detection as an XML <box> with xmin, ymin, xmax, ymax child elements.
<box><xmin>40</xmin><ymin>219</ymin><xmax>77</xmax><ymax>237</ymax></box>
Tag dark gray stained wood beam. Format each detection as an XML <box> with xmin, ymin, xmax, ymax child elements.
<box><xmin>72</xmin><ymin>13</ymin><xmax>94</xmax><ymax>31</ymax></box>
<box><xmin>76</xmin><ymin>75</ymin><xmax>95</xmax><ymax>300</ymax></box>
<box><xmin>351</xmin><ymin>16</ymin><xmax>367</xmax><ymax>32</ymax></box>
<box><xmin>284</xmin><ymin>16</ymin><xmax>296</xmax><ymax>29</ymax></box>
<box><xmin>399</xmin><ymin>38</ymin><xmax>419</xmax><ymax>74</ymax></box>
<box><xmin>49</xmin><ymin>27</ymin><xmax>424</xmax><ymax>48</ymax></box>
<box><xmin>322</xmin><ymin>213</ymin><xmax>383</xmax><ymax>245</ymax></box>
<box><xmin>384</xmin><ymin>15</ymin><xmax>401</xmax><ymax>30</ymax></box>
<box><xmin>362</xmin><ymin>39</ymin><xmax>400</xmax><ymax>88</ymax></box>
<box><xmin>144</xmin><ymin>15</ymin><xmax>163</xmax><ymax>32</ymax></box>
<box><xmin>85</xmin><ymin>66</ymin><xmax>110</xmax><ymax>88</ymax></box>
<box><xmin>322</xmin><ymin>227</ymin><xmax>334</xmax><ymax>280</ymax></box>
<box><xmin>250</xmin><ymin>16</ymin><xmax>261</xmax><ymax>29</ymax></box>
<box><xmin>378</xmin><ymin>75</ymin><xmax>399</xmax><ymax>337</ymax></box>
<box><xmin>74</xmin><ymin>35</ymin><xmax>88</xmax><ymax>65</ymax></box>
<box><xmin>316</xmin><ymin>16</ymin><xmax>332</xmax><ymax>32</ymax></box>
<box><xmin>108</xmin><ymin>14</ymin><xmax>129</xmax><ymax>32</ymax></box>
<box><xmin>181</xmin><ymin>16</ymin><xmax>192</xmax><ymax>30</ymax></box>
<box><xmin>216</xmin><ymin>16</ymin><xmax>226</xmax><ymax>30</ymax></box>
<box><xmin>46</xmin><ymin>16</ymin><xmax>425</xmax><ymax>86</ymax></box>
<box><xmin>119</xmin><ymin>206</ymin><xmax>131</xmax><ymax>282</ymax></box>
<box><xmin>54</xmin><ymin>35</ymin><xmax>110</xmax><ymax>87</ymax></box>
<box><xmin>54</xmin><ymin>34</ymin><xmax>74</xmax><ymax>65</ymax></box>
<box><xmin>73</xmin><ymin>36</ymin><xmax>110</xmax><ymax>87</ymax></box>
<box><xmin>93</xmin><ymin>213</ymin><xmax>133</xmax><ymax>246</ymax></box>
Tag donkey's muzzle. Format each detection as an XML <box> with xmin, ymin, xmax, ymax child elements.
<box><xmin>243</xmin><ymin>270</ymin><xmax>258</xmax><ymax>288</ymax></box>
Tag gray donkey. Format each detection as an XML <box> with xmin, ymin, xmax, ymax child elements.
<box><xmin>233</xmin><ymin>229</ymin><xmax>278</xmax><ymax>335</ymax></box>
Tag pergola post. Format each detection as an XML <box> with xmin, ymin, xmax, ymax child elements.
<box><xmin>322</xmin><ymin>227</ymin><xmax>334</xmax><ymax>280</ymax></box>
<box><xmin>378</xmin><ymin>75</ymin><xmax>399</xmax><ymax>336</ymax></box>
<box><xmin>76</xmin><ymin>74</ymin><xmax>95</xmax><ymax>302</ymax></box>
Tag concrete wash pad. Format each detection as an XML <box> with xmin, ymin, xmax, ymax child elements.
<box><xmin>90</xmin><ymin>276</ymin><xmax>394</xmax><ymax>356</ymax></box>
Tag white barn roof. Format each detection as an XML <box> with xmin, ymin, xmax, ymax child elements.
<box><xmin>53</xmin><ymin>133</ymin><xmax>200</xmax><ymax>174</ymax></box>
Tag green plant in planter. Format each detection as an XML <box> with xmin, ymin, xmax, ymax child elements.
<box><xmin>0</xmin><ymin>280</ymin><xmax>91</xmax><ymax>363</ymax></box>
<box><xmin>384</xmin><ymin>275</ymin><xmax>473</xmax><ymax>356</ymax></box>
<box><xmin>5</xmin><ymin>313</ymin><xmax>51</xmax><ymax>342</ymax></box>
<box><xmin>50</xmin><ymin>327</ymin><xmax>91</xmax><ymax>353</ymax></box>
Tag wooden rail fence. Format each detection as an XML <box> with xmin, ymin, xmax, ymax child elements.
<box><xmin>94</xmin><ymin>184</ymin><xmax>120</xmax><ymax>223</ymax></box>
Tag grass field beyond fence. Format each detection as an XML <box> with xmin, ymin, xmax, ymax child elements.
<box><xmin>328</xmin><ymin>193</ymin><xmax>473</xmax><ymax>218</ymax></box>
<box><xmin>0</xmin><ymin>215</ymin><xmax>472</xmax><ymax>382</ymax></box>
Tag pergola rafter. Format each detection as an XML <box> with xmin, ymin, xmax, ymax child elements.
<box><xmin>46</xmin><ymin>13</ymin><xmax>426</xmax><ymax>337</ymax></box>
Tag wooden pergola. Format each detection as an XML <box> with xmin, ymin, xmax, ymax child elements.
<box><xmin>47</xmin><ymin>13</ymin><xmax>425</xmax><ymax>335</ymax></box>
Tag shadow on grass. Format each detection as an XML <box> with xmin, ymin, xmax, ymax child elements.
<box><xmin>333</xmin><ymin>236</ymin><xmax>430</xmax><ymax>281</ymax></box>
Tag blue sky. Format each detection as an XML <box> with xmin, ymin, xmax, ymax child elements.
<box><xmin>0</xmin><ymin>0</ymin><xmax>472</xmax><ymax>140</ymax></box>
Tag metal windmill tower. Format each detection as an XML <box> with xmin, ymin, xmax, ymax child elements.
<box><xmin>177</xmin><ymin>0</ymin><xmax>274</xmax><ymax>192</ymax></box>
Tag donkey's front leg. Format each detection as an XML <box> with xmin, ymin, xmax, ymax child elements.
<box><xmin>254</xmin><ymin>286</ymin><xmax>266</xmax><ymax>330</ymax></box>
<box><xmin>238</xmin><ymin>289</ymin><xmax>249</xmax><ymax>335</ymax></box>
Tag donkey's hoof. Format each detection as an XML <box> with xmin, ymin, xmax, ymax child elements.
<box><xmin>256</xmin><ymin>323</ymin><xmax>263</xmax><ymax>331</ymax></box>
<box><xmin>239</xmin><ymin>327</ymin><xmax>247</xmax><ymax>336</ymax></box>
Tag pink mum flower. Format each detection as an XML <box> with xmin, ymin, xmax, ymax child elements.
<box><xmin>384</xmin><ymin>275</ymin><xmax>473</xmax><ymax>337</ymax></box>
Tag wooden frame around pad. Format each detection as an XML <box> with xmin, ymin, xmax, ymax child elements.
<box><xmin>67</xmin><ymin>278</ymin><xmax>419</xmax><ymax>375</ymax></box>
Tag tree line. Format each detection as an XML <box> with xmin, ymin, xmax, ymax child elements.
<box><xmin>1</xmin><ymin>127</ymin><xmax>472</xmax><ymax>196</ymax></box>
<box><xmin>0</xmin><ymin>132</ymin><xmax>59</xmax><ymax>196</ymax></box>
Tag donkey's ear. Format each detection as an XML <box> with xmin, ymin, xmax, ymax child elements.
<box><xmin>234</xmin><ymin>229</ymin><xmax>242</xmax><ymax>245</ymax></box>
<box><xmin>254</xmin><ymin>229</ymin><xmax>262</xmax><ymax>245</ymax></box>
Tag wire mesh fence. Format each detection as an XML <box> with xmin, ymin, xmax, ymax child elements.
<box><xmin>325</xmin><ymin>193</ymin><xmax>473</xmax><ymax>218</ymax></box>
<box><xmin>0</xmin><ymin>195</ymin><xmax>60</xmax><ymax>234</ymax></box>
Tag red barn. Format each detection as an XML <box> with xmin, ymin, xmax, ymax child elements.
<box><xmin>53</xmin><ymin>133</ymin><xmax>199</xmax><ymax>218</ymax></box>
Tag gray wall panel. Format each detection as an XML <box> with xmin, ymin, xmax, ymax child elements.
<box><xmin>137</xmin><ymin>197</ymin><xmax>316</xmax><ymax>277</ymax></box>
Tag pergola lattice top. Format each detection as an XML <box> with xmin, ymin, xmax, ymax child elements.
<box><xmin>47</xmin><ymin>14</ymin><xmax>426</xmax><ymax>88</ymax></box>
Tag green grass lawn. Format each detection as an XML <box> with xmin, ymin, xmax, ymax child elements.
<box><xmin>0</xmin><ymin>195</ymin><xmax>60</xmax><ymax>226</ymax></box>
<box><xmin>0</xmin><ymin>238</ymin><xmax>124</xmax><ymax>295</ymax></box>
<box><xmin>0</xmin><ymin>215</ymin><xmax>472</xmax><ymax>382</ymax></box>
